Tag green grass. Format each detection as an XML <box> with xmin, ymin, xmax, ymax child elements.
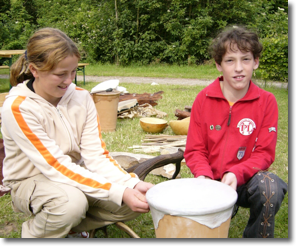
<box><xmin>82</xmin><ymin>62</ymin><xmax>221</xmax><ymax>80</ymax></box>
<box><xmin>0</xmin><ymin>77</ymin><xmax>10</xmax><ymax>94</ymax></box>
<box><xmin>0</xmin><ymin>65</ymin><xmax>288</xmax><ymax>238</ymax></box>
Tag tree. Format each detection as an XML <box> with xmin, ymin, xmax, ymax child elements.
<box><xmin>0</xmin><ymin>0</ymin><xmax>289</xmax><ymax>81</ymax></box>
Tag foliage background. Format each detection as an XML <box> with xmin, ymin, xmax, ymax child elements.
<box><xmin>0</xmin><ymin>0</ymin><xmax>288</xmax><ymax>81</ymax></box>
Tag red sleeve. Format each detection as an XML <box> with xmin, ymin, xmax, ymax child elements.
<box><xmin>184</xmin><ymin>91</ymin><xmax>214</xmax><ymax>179</ymax></box>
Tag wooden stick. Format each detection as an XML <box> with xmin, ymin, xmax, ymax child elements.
<box><xmin>144</xmin><ymin>135</ymin><xmax>187</xmax><ymax>139</ymax></box>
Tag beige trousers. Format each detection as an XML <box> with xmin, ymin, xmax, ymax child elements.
<box><xmin>7</xmin><ymin>174</ymin><xmax>140</xmax><ymax>238</ymax></box>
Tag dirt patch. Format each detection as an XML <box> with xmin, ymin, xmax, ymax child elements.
<box><xmin>80</xmin><ymin>75</ymin><xmax>212</xmax><ymax>86</ymax></box>
<box><xmin>0</xmin><ymin>221</ymin><xmax>18</xmax><ymax>237</ymax></box>
<box><xmin>0</xmin><ymin>74</ymin><xmax>288</xmax><ymax>88</ymax></box>
<box><xmin>76</xmin><ymin>75</ymin><xmax>288</xmax><ymax>89</ymax></box>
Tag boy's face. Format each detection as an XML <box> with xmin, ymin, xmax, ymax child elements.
<box><xmin>216</xmin><ymin>44</ymin><xmax>259</xmax><ymax>94</ymax></box>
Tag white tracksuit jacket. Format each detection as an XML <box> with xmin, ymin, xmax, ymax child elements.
<box><xmin>1</xmin><ymin>81</ymin><xmax>140</xmax><ymax>206</ymax></box>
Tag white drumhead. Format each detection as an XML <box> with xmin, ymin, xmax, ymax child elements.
<box><xmin>146</xmin><ymin>178</ymin><xmax>238</xmax><ymax>229</ymax></box>
<box><xmin>146</xmin><ymin>178</ymin><xmax>237</xmax><ymax>216</ymax></box>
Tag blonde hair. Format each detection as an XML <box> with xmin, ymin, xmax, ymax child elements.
<box><xmin>10</xmin><ymin>28</ymin><xmax>81</xmax><ymax>86</ymax></box>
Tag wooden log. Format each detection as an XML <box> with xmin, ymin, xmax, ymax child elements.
<box><xmin>119</xmin><ymin>91</ymin><xmax>164</xmax><ymax>106</ymax></box>
<box><xmin>175</xmin><ymin>109</ymin><xmax>191</xmax><ymax>120</ymax></box>
<box><xmin>113</xmin><ymin>155</ymin><xmax>139</xmax><ymax>170</ymax></box>
<box><xmin>141</xmin><ymin>142</ymin><xmax>169</xmax><ymax>146</ymax></box>
<box><xmin>143</xmin><ymin>134</ymin><xmax>187</xmax><ymax>142</ymax></box>
<box><xmin>144</xmin><ymin>134</ymin><xmax>187</xmax><ymax>138</ymax></box>
<box><xmin>185</xmin><ymin>106</ymin><xmax>192</xmax><ymax>112</ymax></box>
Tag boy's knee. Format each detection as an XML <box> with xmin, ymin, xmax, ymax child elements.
<box><xmin>249</xmin><ymin>172</ymin><xmax>287</xmax><ymax>212</ymax></box>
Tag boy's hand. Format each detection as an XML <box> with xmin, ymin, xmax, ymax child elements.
<box><xmin>197</xmin><ymin>175</ymin><xmax>212</xmax><ymax>180</ymax></box>
<box><xmin>221</xmin><ymin>172</ymin><xmax>237</xmax><ymax>190</ymax></box>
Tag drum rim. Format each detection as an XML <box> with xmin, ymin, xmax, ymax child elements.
<box><xmin>146</xmin><ymin>178</ymin><xmax>238</xmax><ymax>216</ymax></box>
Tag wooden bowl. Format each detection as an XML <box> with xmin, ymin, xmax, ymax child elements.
<box><xmin>140</xmin><ymin>117</ymin><xmax>168</xmax><ymax>133</ymax></box>
<box><xmin>169</xmin><ymin>117</ymin><xmax>190</xmax><ymax>135</ymax></box>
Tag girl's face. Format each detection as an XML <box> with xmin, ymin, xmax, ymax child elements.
<box><xmin>29</xmin><ymin>55</ymin><xmax>79</xmax><ymax>106</ymax></box>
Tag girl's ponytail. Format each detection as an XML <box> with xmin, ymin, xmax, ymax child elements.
<box><xmin>10</xmin><ymin>53</ymin><xmax>33</xmax><ymax>87</ymax></box>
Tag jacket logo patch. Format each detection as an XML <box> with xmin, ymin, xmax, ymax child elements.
<box><xmin>269</xmin><ymin>127</ymin><xmax>276</xmax><ymax>133</ymax></box>
<box><xmin>237</xmin><ymin>118</ymin><xmax>256</xmax><ymax>136</ymax></box>
<box><xmin>237</xmin><ymin>147</ymin><xmax>246</xmax><ymax>160</ymax></box>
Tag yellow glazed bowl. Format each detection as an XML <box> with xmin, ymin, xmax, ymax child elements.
<box><xmin>169</xmin><ymin>117</ymin><xmax>190</xmax><ymax>135</ymax></box>
<box><xmin>140</xmin><ymin>117</ymin><xmax>168</xmax><ymax>133</ymax></box>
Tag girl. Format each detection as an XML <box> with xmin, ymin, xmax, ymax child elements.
<box><xmin>1</xmin><ymin>28</ymin><xmax>153</xmax><ymax>238</ymax></box>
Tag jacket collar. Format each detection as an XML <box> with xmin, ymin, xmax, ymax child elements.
<box><xmin>8</xmin><ymin>81</ymin><xmax>76</xmax><ymax>106</ymax></box>
<box><xmin>206</xmin><ymin>76</ymin><xmax>261</xmax><ymax>102</ymax></box>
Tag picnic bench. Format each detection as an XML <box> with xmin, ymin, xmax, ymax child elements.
<box><xmin>0</xmin><ymin>50</ymin><xmax>26</xmax><ymax>88</ymax></box>
<box><xmin>75</xmin><ymin>63</ymin><xmax>89</xmax><ymax>85</ymax></box>
<box><xmin>0</xmin><ymin>50</ymin><xmax>26</xmax><ymax>67</ymax></box>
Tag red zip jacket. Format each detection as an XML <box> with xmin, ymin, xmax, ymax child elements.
<box><xmin>184</xmin><ymin>77</ymin><xmax>278</xmax><ymax>187</ymax></box>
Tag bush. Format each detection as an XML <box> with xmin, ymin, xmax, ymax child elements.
<box><xmin>258</xmin><ymin>35</ymin><xmax>288</xmax><ymax>82</ymax></box>
<box><xmin>0</xmin><ymin>0</ymin><xmax>289</xmax><ymax>82</ymax></box>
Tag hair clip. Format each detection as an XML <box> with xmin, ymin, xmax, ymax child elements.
<box><xmin>24</xmin><ymin>50</ymin><xmax>28</xmax><ymax>61</ymax></box>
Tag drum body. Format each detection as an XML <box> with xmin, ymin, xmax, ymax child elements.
<box><xmin>146</xmin><ymin>178</ymin><xmax>238</xmax><ymax>238</ymax></box>
<box><xmin>92</xmin><ymin>91</ymin><xmax>120</xmax><ymax>132</ymax></box>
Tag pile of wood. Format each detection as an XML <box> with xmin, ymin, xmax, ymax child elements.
<box><xmin>119</xmin><ymin>91</ymin><xmax>164</xmax><ymax>107</ymax></box>
<box><xmin>129</xmin><ymin>134</ymin><xmax>187</xmax><ymax>153</ymax></box>
<box><xmin>175</xmin><ymin>105</ymin><xmax>192</xmax><ymax>120</ymax></box>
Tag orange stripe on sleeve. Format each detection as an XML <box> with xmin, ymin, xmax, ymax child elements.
<box><xmin>75</xmin><ymin>87</ymin><xmax>84</xmax><ymax>91</ymax></box>
<box><xmin>95</xmin><ymin>115</ymin><xmax>133</xmax><ymax>176</ymax></box>
<box><xmin>129</xmin><ymin>173</ymin><xmax>137</xmax><ymax>178</ymax></box>
<box><xmin>11</xmin><ymin>96</ymin><xmax>111</xmax><ymax>190</ymax></box>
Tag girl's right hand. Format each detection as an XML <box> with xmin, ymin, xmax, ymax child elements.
<box><xmin>122</xmin><ymin>187</ymin><xmax>150</xmax><ymax>213</ymax></box>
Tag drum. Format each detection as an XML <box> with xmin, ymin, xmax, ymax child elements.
<box><xmin>92</xmin><ymin>90</ymin><xmax>121</xmax><ymax>132</ymax></box>
<box><xmin>146</xmin><ymin>178</ymin><xmax>238</xmax><ymax>238</ymax></box>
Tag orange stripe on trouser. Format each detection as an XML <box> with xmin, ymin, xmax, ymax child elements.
<box><xmin>11</xmin><ymin>96</ymin><xmax>111</xmax><ymax>190</ymax></box>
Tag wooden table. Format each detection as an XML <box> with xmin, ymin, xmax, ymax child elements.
<box><xmin>75</xmin><ymin>63</ymin><xmax>89</xmax><ymax>85</ymax></box>
<box><xmin>0</xmin><ymin>50</ymin><xmax>26</xmax><ymax>67</ymax></box>
<box><xmin>0</xmin><ymin>51</ymin><xmax>89</xmax><ymax>86</ymax></box>
<box><xmin>0</xmin><ymin>50</ymin><xmax>25</xmax><ymax>88</ymax></box>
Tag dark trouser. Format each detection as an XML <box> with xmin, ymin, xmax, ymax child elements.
<box><xmin>236</xmin><ymin>171</ymin><xmax>288</xmax><ymax>238</ymax></box>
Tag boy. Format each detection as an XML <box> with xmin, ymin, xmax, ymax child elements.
<box><xmin>184</xmin><ymin>26</ymin><xmax>287</xmax><ymax>238</ymax></box>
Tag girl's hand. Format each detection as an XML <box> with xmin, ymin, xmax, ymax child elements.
<box><xmin>134</xmin><ymin>181</ymin><xmax>154</xmax><ymax>195</ymax></box>
<box><xmin>122</xmin><ymin>187</ymin><xmax>150</xmax><ymax>213</ymax></box>
<box><xmin>122</xmin><ymin>181</ymin><xmax>154</xmax><ymax>213</ymax></box>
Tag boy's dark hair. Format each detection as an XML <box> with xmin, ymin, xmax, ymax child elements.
<box><xmin>210</xmin><ymin>26</ymin><xmax>263</xmax><ymax>65</ymax></box>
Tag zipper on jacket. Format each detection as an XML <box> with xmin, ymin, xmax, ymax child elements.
<box><xmin>220</xmin><ymin>105</ymin><xmax>233</xmax><ymax>176</ymax></box>
<box><xmin>227</xmin><ymin>106</ymin><xmax>232</xmax><ymax>126</ymax></box>
<box><xmin>56</xmin><ymin>107</ymin><xmax>63</xmax><ymax>118</ymax></box>
<box><xmin>56</xmin><ymin>107</ymin><xmax>73</xmax><ymax>150</ymax></box>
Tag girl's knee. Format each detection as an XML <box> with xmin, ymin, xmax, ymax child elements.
<box><xmin>61</xmin><ymin>190</ymin><xmax>89</xmax><ymax>227</ymax></box>
<box><xmin>45</xmin><ymin>186</ymin><xmax>89</xmax><ymax>229</ymax></box>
